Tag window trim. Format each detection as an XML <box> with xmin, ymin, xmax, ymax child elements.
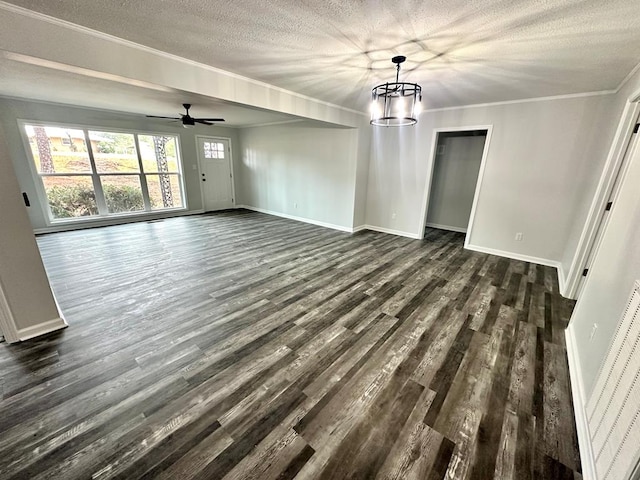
<box><xmin>18</xmin><ymin>120</ymin><xmax>188</xmax><ymax>226</ymax></box>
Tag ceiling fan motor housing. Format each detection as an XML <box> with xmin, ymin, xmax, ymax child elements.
<box><xmin>146</xmin><ymin>103</ymin><xmax>224</xmax><ymax>126</ymax></box>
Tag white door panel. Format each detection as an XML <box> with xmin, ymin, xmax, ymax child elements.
<box><xmin>197</xmin><ymin>137</ymin><xmax>234</xmax><ymax>212</ymax></box>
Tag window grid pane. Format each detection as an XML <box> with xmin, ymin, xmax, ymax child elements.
<box><xmin>24</xmin><ymin>125</ymin><xmax>92</xmax><ymax>174</ymax></box>
<box><xmin>100</xmin><ymin>175</ymin><xmax>145</xmax><ymax>214</ymax></box>
<box><xmin>138</xmin><ymin>135</ymin><xmax>180</xmax><ymax>173</ymax></box>
<box><xmin>41</xmin><ymin>175</ymin><xmax>98</xmax><ymax>219</ymax></box>
<box><xmin>202</xmin><ymin>141</ymin><xmax>225</xmax><ymax>159</ymax></box>
<box><xmin>89</xmin><ymin>131</ymin><xmax>140</xmax><ymax>173</ymax></box>
<box><xmin>146</xmin><ymin>174</ymin><xmax>183</xmax><ymax>210</ymax></box>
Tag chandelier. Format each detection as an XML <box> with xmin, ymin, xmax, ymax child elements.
<box><xmin>370</xmin><ymin>56</ymin><xmax>422</xmax><ymax>127</ymax></box>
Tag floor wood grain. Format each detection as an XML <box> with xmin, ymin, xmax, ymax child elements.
<box><xmin>0</xmin><ymin>210</ymin><xmax>581</xmax><ymax>479</ymax></box>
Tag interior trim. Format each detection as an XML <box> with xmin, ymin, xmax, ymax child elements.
<box><xmin>358</xmin><ymin>225</ymin><xmax>422</xmax><ymax>239</ymax></box>
<box><xmin>417</xmin><ymin>125</ymin><xmax>493</xmax><ymax>251</ymax></box>
<box><xmin>424</xmin><ymin>90</ymin><xmax>616</xmax><ymax>113</ymax></box>
<box><xmin>238</xmin><ymin>205</ymin><xmax>353</xmax><ymax>233</ymax></box>
<box><xmin>16</xmin><ymin>316</ymin><xmax>68</xmax><ymax>342</ymax></box>
<box><xmin>0</xmin><ymin>277</ymin><xmax>19</xmax><ymax>343</ymax></box>
<box><xmin>565</xmin><ymin>92</ymin><xmax>640</xmax><ymax>299</ymax></box>
<box><xmin>425</xmin><ymin>222</ymin><xmax>467</xmax><ymax>233</ymax></box>
<box><xmin>566</xmin><ymin>322</ymin><xmax>597</xmax><ymax>480</ymax></box>
<box><xmin>465</xmin><ymin>243</ymin><xmax>561</xmax><ymax>270</ymax></box>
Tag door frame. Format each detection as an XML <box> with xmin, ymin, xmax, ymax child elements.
<box><xmin>418</xmin><ymin>125</ymin><xmax>493</xmax><ymax>248</ymax></box>
<box><xmin>195</xmin><ymin>135</ymin><xmax>236</xmax><ymax>212</ymax></box>
<box><xmin>575</xmin><ymin>118</ymin><xmax>639</xmax><ymax>298</ymax></box>
<box><xmin>565</xmin><ymin>89</ymin><xmax>640</xmax><ymax>299</ymax></box>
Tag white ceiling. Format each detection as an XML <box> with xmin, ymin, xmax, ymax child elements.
<box><xmin>2</xmin><ymin>0</ymin><xmax>640</xmax><ymax>112</ymax></box>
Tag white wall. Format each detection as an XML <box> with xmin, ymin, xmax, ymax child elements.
<box><xmin>366</xmin><ymin>94</ymin><xmax>615</xmax><ymax>266</ymax></box>
<box><xmin>569</xmin><ymin>66</ymin><xmax>640</xmax><ymax>397</ymax></box>
<box><xmin>0</xmin><ymin>121</ymin><xmax>63</xmax><ymax>339</ymax></box>
<box><xmin>237</xmin><ymin>123</ymin><xmax>360</xmax><ymax>230</ymax></box>
<box><xmin>0</xmin><ymin>97</ymin><xmax>240</xmax><ymax>231</ymax></box>
<box><xmin>426</xmin><ymin>134</ymin><xmax>485</xmax><ymax>231</ymax></box>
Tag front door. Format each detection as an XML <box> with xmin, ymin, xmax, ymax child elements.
<box><xmin>196</xmin><ymin>136</ymin><xmax>234</xmax><ymax>212</ymax></box>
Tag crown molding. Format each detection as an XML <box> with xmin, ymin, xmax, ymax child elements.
<box><xmin>423</xmin><ymin>89</ymin><xmax>616</xmax><ymax>113</ymax></box>
<box><xmin>615</xmin><ymin>60</ymin><xmax>640</xmax><ymax>94</ymax></box>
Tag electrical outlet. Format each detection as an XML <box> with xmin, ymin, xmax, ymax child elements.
<box><xmin>294</xmin><ymin>202</ymin><xmax>298</xmax><ymax>209</ymax></box>
<box><xmin>590</xmin><ymin>323</ymin><xmax>598</xmax><ymax>341</ymax></box>
<box><xmin>515</xmin><ymin>232</ymin><xmax>523</xmax><ymax>241</ymax></box>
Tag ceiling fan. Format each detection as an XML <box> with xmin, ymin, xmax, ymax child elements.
<box><xmin>146</xmin><ymin>103</ymin><xmax>225</xmax><ymax>128</ymax></box>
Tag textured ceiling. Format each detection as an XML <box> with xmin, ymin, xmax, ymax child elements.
<box><xmin>0</xmin><ymin>54</ymin><xmax>305</xmax><ymax>127</ymax></box>
<box><xmin>3</xmin><ymin>0</ymin><xmax>640</xmax><ymax>111</ymax></box>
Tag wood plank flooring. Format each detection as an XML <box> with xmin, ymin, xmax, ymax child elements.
<box><xmin>0</xmin><ymin>210</ymin><xmax>581</xmax><ymax>479</ymax></box>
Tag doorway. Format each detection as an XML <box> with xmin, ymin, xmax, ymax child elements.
<box><xmin>423</xmin><ymin>129</ymin><xmax>489</xmax><ymax>237</ymax></box>
<box><xmin>196</xmin><ymin>136</ymin><xmax>235</xmax><ymax>212</ymax></box>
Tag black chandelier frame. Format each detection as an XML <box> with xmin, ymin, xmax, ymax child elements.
<box><xmin>370</xmin><ymin>56</ymin><xmax>422</xmax><ymax>127</ymax></box>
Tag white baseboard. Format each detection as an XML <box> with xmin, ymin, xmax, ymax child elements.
<box><xmin>238</xmin><ymin>205</ymin><xmax>352</xmax><ymax>233</ymax></box>
<box><xmin>425</xmin><ymin>222</ymin><xmax>467</xmax><ymax>233</ymax></box>
<box><xmin>465</xmin><ymin>243</ymin><xmax>561</xmax><ymax>269</ymax></box>
<box><xmin>34</xmin><ymin>209</ymin><xmax>205</xmax><ymax>235</ymax></box>
<box><xmin>351</xmin><ymin>224</ymin><xmax>421</xmax><ymax>239</ymax></box>
<box><xmin>465</xmin><ymin>243</ymin><xmax>573</xmax><ymax>296</ymax></box>
<box><xmin>558</xmin><ymin>264</ymin><xmax>568</xmax><ymax>297</ymax></box>
<box><xmin>565</xmin><ymin>323</ymin><xmax>597</xmax><ymax>480</ymax></box>
<box><xmin>358</xmin><ymin>225</ymin><xmax>422</xmax><ymax>239</ymax></box>
<box><xmin>16</xmin><ymin>316</ymin><xmax>68</xmax><ymax>342</ymax></box>
<box><xmin>236</xmin><ymin>209</ymin><xmax>422</xmax><ymax>240</ymax></box>
<box><xmin>0</xmin><ymin>279</ymin><xmax>19</xmax><ymax>343</ymax></box>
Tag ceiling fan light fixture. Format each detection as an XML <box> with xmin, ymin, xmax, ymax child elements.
<box><xmin>182</xmin><ymin>112</ymin><xmax>195</xmax><ymax>128</ymax></box>
<box><xmin>370</xmin><ymin>56</ymin><xmax>422</xmax><ymax>127</ymax></box>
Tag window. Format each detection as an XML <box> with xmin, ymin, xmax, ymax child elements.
<box><xmin>23</xmin><ymin>124</ymin><xmax>185</xmax><ymax>221</ymax></box>
<box><xmin>138</xmin><ymin>135</ymin><xmax>183</xmax><ymax>210</ymax></box>
<box><xmin>203</xmin><ymin>141</ymin><xmax>224</xmax><ymax>159</ymax></box>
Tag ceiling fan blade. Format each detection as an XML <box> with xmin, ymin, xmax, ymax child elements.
<box><xmin>195</xmin><ymin>120</ymin><xmax>214</xmax><ymax>125</ymax></box>
<box><xmin>146</xmin><ymin>115</ymin><xmax>181</xmax><ymax>119</ymax></box>
<box><xmin>196</xmin><ymin>118</ymin><xmax>225</xmax><ymax>122</ymax></box>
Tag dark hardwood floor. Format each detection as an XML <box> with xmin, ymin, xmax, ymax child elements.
<box><xmin>0</xmin><ymin>210</ymin><xmax>581</xmax><ymax>479</ymax></box>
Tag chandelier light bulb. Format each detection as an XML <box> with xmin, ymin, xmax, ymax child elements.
<box><xmin>396</xmin><ymin>97</ymin><xmax>406</xmax><ymax>117</ymax></box>
<box><xmin>414</xmin><ymin>100</ymin><xmax>422</xmax><ymax>116</ymax></box>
